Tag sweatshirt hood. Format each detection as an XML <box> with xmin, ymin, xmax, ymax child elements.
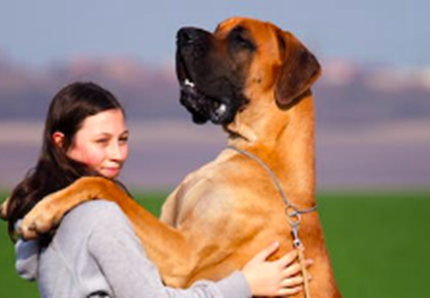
<box><xmin>15</xmin><ymin>239</ymin><xmax>40</xmax><ymax>281</ymax></box>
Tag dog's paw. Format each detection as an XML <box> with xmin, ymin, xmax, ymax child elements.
<box><xmin>0</xmin><ymin>197</ymin><xmax>11</xmax><ymax>220</ymax></box>
<box><xmin>19</xmin><ymin>204</ymin><xmax>58</xmax><ymax>240</ymax></box>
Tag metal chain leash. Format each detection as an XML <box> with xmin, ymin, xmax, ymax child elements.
<box><xmin>227</xmin><ymin>145</ymin><xmax>315</xmax><ymax>298</ymax></box>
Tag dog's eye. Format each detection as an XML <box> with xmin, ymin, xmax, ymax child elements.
<box><xmin>235</xmin><ymin>35</ymin><xmax>249</xmax><ymax>45</ymax></box>
<box><xmin>229</xmin><ymin>27</ymin><xmax>256</xmax><ymax>51</ymax></box>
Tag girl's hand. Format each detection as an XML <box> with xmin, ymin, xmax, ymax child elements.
<box><xmin>242</xmin><ymin>242</ymin><xmax>313</xmax><ymax>297</ymax></box>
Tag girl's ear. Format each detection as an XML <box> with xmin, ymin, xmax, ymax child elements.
<box><xmin>52</xmin><ymin>131</ymin><xmax>65</xmax><ymax>148</ymax></box>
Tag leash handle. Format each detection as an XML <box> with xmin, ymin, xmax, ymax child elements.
<box><xmin>297</xmin><ymin>244</ymin><xmax>312</xmax><ymax>298</ymax></box>
<box><xmin>292</xmin><ymin>224</ymin><xmax>311</xmax><ymax>297</ymax></box>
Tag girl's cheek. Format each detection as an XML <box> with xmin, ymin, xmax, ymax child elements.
<box><xmin>84</xmin><ymin>151</ymin><xmax>105</xmax><ymax>168</ymax></box>
<box><xmin>73</xmin><ymin>147</ymin><xmax>104</xmax><ymax>169</ymax></box>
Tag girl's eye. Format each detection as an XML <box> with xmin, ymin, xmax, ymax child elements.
<box><xmin>96</xmin><ymin>139</ymin><xmax>108</xmax><ymax>144</ymax></box>
<box><xmin>119</xmin><ymin>136</ymin><xmax>129</xmax><ymax>144</ymax></box>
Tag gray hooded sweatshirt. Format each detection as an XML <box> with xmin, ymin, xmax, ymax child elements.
<box><xmin>15</xmin><ymin>200</ymin><xmax>251</xmax><ymax>298</ymax></box>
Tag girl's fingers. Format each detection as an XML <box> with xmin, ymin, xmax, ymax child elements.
<box><xmin>282</xmin><ymin>258</ymin><xmax>313</xmax><ymax>277</ymax></box>
<box><xmin>283</xmin><ymin>262</ymin><xmax>302</xmax><ymax>277</ymax></box>
<box><xmin>281</xmin><ymin>273</ymin><xmax>312</xmax><ymax>288</ymax></box>
<box><xmin>276</xmin><ymin>255</ymin><xmax>313</xmax><ymax>296</ymax></box>
<box><xmin>282</xmin><ymin>275</ymin><xmax>304</xmax><ymax>288</ymax></box>
<box><xmin>275</xmin><ymin>249</ymin><xmax>298</xmax><ymax>268</ymax></box>
<box><xmin>278</xmin><ymin>285</ymin><xmax>303</xmax><ymax>296</ymax></box>
<box><xmin>251</xmin><ymin>241</ymin><xmax>280</xmax><ymax>263</ymax></box>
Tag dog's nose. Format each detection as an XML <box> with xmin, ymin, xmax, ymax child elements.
<box><xmin>177</xmin><ymin>27</ymin><xmax>208</xmax><ymax>47</ymax></box>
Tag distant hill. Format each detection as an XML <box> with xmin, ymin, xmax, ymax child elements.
<box><xmin>1</xmin><ymin>57</ymin><xmax>429</xmax><ymax>127</ymax></box>
<box><xmin>0</xmin><ymin>57</ymin><xmax>185</xmax><ymax>120</ymax></box>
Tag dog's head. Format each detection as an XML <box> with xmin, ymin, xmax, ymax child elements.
<box><xmin>176</xmin><ymin>17</ymin><xmax>321</xmax><ymax>126</ymax></box>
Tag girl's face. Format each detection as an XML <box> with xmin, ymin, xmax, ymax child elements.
<box><xmin>66</xmin><ymin>109</ymin><xmax>129</xmax><ymax>179</ymax></box>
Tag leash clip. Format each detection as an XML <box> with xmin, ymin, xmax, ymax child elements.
<box><xmin>286</xmin><ymin>205</ymin><xmax>303</xmax><ymax>248</ymax></box>
<box><xmin>291</xmin><ymin>224</ymin><xmax>302</xmax><ymax>248</ymax></box>
<box><xmin>285</xmin><ymin>205</ymin><xmax>301</xmax><ymax>226</ymax></box>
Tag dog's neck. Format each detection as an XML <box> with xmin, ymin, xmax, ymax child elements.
<box><xmin>225</xmin><ymin>92</ymin><xmax>316</xmax><ymax>207</ymax></box>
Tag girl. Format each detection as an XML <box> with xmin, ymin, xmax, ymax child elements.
<box><xmin>4</xmin><ymin>82</ymin><xmax>310</xmax><ymax>298</ymax></box>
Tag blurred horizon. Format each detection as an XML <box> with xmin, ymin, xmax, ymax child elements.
<box><xmin>0</xmin><ymin>54</ymin><xmax>429</xmax><ymax>190</ymax></box>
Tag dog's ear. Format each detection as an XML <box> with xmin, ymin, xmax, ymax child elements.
<box><xmin>275</xmin><ymin>31</ymin><xmax>321</xmax><ymax>106</ymax></box>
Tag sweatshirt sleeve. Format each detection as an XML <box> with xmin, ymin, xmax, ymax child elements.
<box><xmin>87</xmin><ymin>203</ymin><xmax>252</xmax><ymax>298</ymax></box>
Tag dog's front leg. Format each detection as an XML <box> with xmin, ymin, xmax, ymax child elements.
<box><xmin>19</xmin><ymin>176</ymin><xmax>195</xmax><ymax>286</ymax></box>
<box><xmin>19</xmin><ymin>177</ymin><xmax>122</xmax><ymax>239</ymax></box>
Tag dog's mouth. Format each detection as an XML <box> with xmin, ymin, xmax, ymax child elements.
<box><xmin>176</xmin><ymin>53</ymin><xmax>247</xmax><ymax>125</ymax></box>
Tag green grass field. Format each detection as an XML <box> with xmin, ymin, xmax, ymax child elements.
<box><xmin>1</xmin><ymin>189</ymin><xmax>429</xmax><ymax>297</ymax></box>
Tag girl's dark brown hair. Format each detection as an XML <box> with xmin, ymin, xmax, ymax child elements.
<box><xmin>6</xmin><ymin>82</ymin><xmax>125</xmax><ymax>242</ymax></box>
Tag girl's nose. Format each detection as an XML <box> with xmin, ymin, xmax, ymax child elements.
<box><xmin>108</xmin><ymin>142</ymin><xmax>127</xmax><ymax>161</ymax></box>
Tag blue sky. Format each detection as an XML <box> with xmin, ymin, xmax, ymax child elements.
<box><xmin>0</xmin><ymin>0</ymin><xmax>428</xmax><ymax>68</ymax></box>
